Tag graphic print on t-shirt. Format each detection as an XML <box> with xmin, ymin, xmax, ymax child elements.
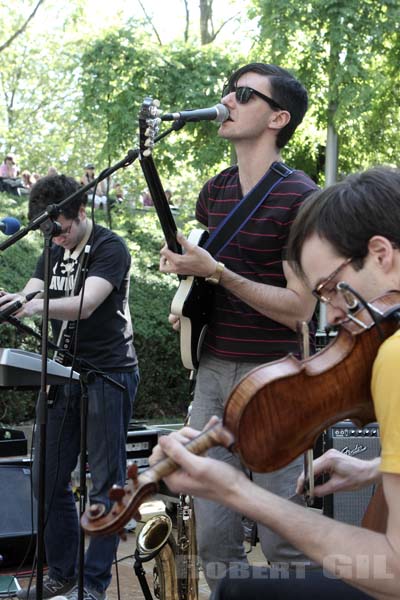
<box><xmin>49</xmin><ymin>252</ymin><xmax>79</xmax><ymax>294</ymax></box>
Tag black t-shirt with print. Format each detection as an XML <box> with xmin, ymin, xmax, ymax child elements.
<box><xmin>33</xmin><ymin>224</ymin><xmax>137</xmax><ymax>371</ymax></box>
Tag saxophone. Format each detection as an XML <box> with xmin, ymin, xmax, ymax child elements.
<box><xmin>137</xmin><ymin>405</ymin><xmax>199</xmax><ymax>600</ymax></box>
<box><xmin>136</xmin><ymin>495</ymin><xmax>199</xmax><ymax>600</ymax></box>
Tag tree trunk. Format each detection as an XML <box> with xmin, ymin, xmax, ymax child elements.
<box><xmin>199</xmin><ymin>0</ymin><xmax>214</xmax><ymax>44</ymax></box>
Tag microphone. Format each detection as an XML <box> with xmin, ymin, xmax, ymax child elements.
<box><xmin>0</xmin><ymin>216</ymin><xmax>20</xmax><ymax>235</ymax></box>
<box><xmin>0</xmin><ymin>290</ymin><xmax>42</xmax><ymax>320</ymax></box>
<box><xmin>161</xmin><ymin>103</ymin><xmax>229</xmax><ymax>123</ymax></box>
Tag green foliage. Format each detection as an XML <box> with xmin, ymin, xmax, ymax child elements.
<box><xmin>112</xmin><ymin>205</ymin><xmax>191</xmax><ymax>419</ymax></box>
<box><xmin>249</xmin><ymin>0</ymin><xmax>400</xmax><ymax>176</ymax></box>
<box><xmin>78</xmin><ymin>31</ymin><xmax>241</xmax><ymax>178</ymax></box>
<box><xmin>0</xmin><ymin>194</ymin><xmax>45</xmax><ymax>423</ymax></box>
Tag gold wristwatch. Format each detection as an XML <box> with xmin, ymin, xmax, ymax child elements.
<box><xmin>205</xmin><ymin>261</ymin><xmax>225</xmax><ymax>285</ymax></box>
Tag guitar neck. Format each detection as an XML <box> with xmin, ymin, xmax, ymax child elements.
<box><xmin>139</xmin><ymin>155</ymin><xmax>182</xmax><ymax>255</ymax></box>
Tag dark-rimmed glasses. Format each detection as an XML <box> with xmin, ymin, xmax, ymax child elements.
<box><xmin>56</xmin><ymin>218</ymin><xmax>79</xmax><ymax>236</ymax></box>
<box><xmin>221</xmin><ymin>84</ymin><xmax>284</xmax><ymax>111</ymax></box>
<box><xmin>312</xmin><ymin>257</ymin><xmax>354</xmax><ymax>304</ymax></box>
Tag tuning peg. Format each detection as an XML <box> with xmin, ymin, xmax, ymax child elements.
<box><xmin>143</xmin><ymin>149</ymin><xmax>151</xmax><ymax>157</ymax></box>
<box><xmin>109</xmin><ymin>485</ymin><xmax>126</xmax><ymax>504</ymax></box>
<box><xmin>127</xmin><ymin>462</ymin><xmax>138</xmax><ymax>479</ymax></box>
<box><xmin>127</xmin><ymin>463</ymin><xmax>140</xmax><ymax>490</ymax></box>
<box><xmin>149</xmin><ymin>102</ymin><xmax>161</xmax><ymax>117</ymax></box>
<box><xmin>86</xmin><ymin>503</ymin><xmax>106</xmax><ymax>521</ymax></box>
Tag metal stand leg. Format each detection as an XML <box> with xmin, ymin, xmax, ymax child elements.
<box><xmin>77</xmin><ymin>371</ymin><xmax>96</xmax><ymax>600</ymax></box>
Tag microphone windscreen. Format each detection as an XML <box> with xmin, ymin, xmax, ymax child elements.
<box><xmin>2</xmin><ymin>216</ymin><xmax>21</xmax><ymax>235</ymax></box>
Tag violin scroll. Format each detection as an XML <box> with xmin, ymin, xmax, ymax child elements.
<box><xmin>81</xmin><ymin>420</ymin><xmax>234</xmax><ymax>536</ymax></box>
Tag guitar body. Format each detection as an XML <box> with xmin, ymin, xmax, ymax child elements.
<box><xmin>171</xmin><ymin>229</ymin><xmax>214</xmax><ymax>370</ymax></box>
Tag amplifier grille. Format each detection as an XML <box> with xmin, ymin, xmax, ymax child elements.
<box><xmin>323</xmin><ymin>421</ymin><xmax>380</xmax><ymax>527</ymax></box>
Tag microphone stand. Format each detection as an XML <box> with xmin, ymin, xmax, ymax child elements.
<box><xmin>35</xmin><ymin>218</ymin><xmax>62</xmax><ymax>600</ymax></box>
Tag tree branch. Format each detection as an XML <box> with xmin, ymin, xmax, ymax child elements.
<box><xmin>137</xmin><ymin>0</ymin><xmax>163</xmax><ymax>46</ymax></box>
<box><xmin>0</xmin><ymin>0</ymin><xmax>46</xmax><ymax>54</ymax></box>
<box><xmin>209</xmin><ymin>12</ymin><xmax>240</xmax><ymax>44</ymax></box>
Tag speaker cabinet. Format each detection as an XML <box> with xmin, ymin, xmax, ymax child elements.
<box><xmin>0</xmin><ymin>463</ymin><xmax>37</xmax><ymax>568</ymax></box>
<box><xmin>323</xmin><ymin>421</ymin><xmax>380</xmax><ymax>527</ymax></box>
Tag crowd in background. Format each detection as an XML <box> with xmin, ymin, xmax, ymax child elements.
<box><xmin>0</xmin><ymin>155</ymin><xmax>123</xmax><ymax>208</ymax></box>
<box><xmin>0</xmin><ymin>153</ymin><xmax>182</xmax><ymax>211</ymax></box>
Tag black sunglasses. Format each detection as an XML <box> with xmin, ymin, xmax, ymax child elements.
<box><xmin>222</xmin><ymin>84</ymin><xmax>284</xmax><ymax>111</ymax></box>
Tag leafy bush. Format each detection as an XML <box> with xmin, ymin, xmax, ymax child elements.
<box><xmin>0</xmin><ymin>193</ymin><xmax>191</xmax><ymax>424</ymax></box>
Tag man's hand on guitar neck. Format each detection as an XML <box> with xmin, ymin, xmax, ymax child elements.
<box><xmin>159</xmin><ymin>231</ymin><xmax>218</xmax><ymax>279</ymax></box>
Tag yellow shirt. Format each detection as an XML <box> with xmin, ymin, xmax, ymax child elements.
<box><xmin>371</xmin><ymin>329</ymin><xmax>400</xmax><ymax>474</ymax></box>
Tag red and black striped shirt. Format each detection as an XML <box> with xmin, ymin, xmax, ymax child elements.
<box><xmin>196</xmin><ymin>164</ymin><xmax>318</xmax><ymax>362</ymax></box>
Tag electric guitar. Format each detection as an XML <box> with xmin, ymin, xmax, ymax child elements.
<box><xmin>138</xmin><ymin>97</ymin><xmax>214</xmax><ymax>370</ymax></box>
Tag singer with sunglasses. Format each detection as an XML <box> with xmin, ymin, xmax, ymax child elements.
<box><xmin>153</xmin><ymin>166</ymin><xmax>400</xmax><ymax>599</ymax></box>
<box><xmin>159</xmin><ymin>63</ymin><xmax>318</xmax><ymax>589</ymax></box>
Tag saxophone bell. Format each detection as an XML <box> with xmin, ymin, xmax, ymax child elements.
<box><xmin>136</xmin><ymin>514</ymin><xmax>173</xmax><ymax>560</ymax></box>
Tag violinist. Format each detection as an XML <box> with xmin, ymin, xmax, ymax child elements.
<box><xmin>151</xmin><ymin>166</ymin><xmax>400</xmax><ymax>599</ymax></box>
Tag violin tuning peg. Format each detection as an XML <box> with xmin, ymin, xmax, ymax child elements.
<box><xmin>127</xmin><ymin>463</ymin><xmax>140</xmax><ymax>489</ymax></box>
<box><xmin>109</xmin><ymin>485</ymin><xmax>126</xmax><ymax>503</ymax></box>
<box><xmin>127</xmin><ymin>462</ymin><xmax>138</xmax><ymax>480</ymax></box>
<box><xmin>86</xmin><ymin>503</ymin><xmax>106</xmax><ymax>521</ymax></box>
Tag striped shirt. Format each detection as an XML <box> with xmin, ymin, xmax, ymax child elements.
<box><xmin>196</xmin><ymin>164</ymin><xmax>318</xmax><ymax>362</ymax></box>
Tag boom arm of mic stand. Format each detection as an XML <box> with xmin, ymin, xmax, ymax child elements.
<box><xmin>154</xmin><ymin>119</ymin><xmax>186</xmax><ymax>143</ymax></box>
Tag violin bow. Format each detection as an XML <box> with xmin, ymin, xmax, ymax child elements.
<box><xmin>297</xmin><ymin>320</ymin><xmax>315</xmax><ymax>507</ymax></box>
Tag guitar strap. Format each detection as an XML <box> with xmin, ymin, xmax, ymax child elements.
<box><xmin>46</xmin><ymin>220</ymin><xmax>93</xmax><ymax>409</ymax></box>
<box><xmin>204</xmin><ymin>162</ymin><xmax>293</xmax><ymax>258</ymax></box>
<box><xmin>53</xmin><ymin>218</ymin><xmax>93</xmax><ymax>365</ymax></box>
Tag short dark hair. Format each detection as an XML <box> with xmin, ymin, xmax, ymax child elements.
<box><xmin>287</xmin><ymin>166</ymin><xmax>400</xmax><ymax>277</ymax></box>
<box><xmin>225</xmin><ymin>62</ymin><xmax>308</xmax><ymax>148</ymax></box>
<box><xmin>29</xmin><ymin>174</ymin><xmax>86</xmax><ymax>220</ymax></box>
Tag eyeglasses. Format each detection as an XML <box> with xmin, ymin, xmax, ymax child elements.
<box><xmin>59</xmin><ymin>223</ymin><xmax>73</xmax><ymax>235</ymax></box>
<box><xmin>56</xmin><ymin>218</ymin><xmax>79</xmax><ymax>236</ymax></box>
<box><xmin>312</xmin><ymin>257</ymin><xmax>354</xmax><ymax>304</ymax></box>
<box><xmin>221</xmin><ymin>84</ymin><xmax>285</xmax><ymax>111</ymax></box>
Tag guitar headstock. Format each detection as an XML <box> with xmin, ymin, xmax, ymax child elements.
<box><xmin>138</xmin><ymin>97</ymin><xmax>162</xmax><ymax>158</ymax></box>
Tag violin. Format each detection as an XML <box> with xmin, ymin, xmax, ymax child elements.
<box><xmin>81</xmin><ymin>291</ymin><xmax>400</xmax><ymax>537</ymax></box>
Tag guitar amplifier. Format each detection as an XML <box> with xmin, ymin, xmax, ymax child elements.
<box><xmin>0</xmin><ymin>428</ymin><xmax>27</xmax><ymax>457</ymax></box>
<box><xmin>0</xmin><ymin>461</ymin><xmax>37</xmax><ymax>567</ymax></box>
<box><xmin>126</xmin><ymin>426</ymin><xmax>172</xmax><ymax>470</ymax></box>
<box><xmin>322</xmin><ymin>421</ymin><xmax>380</xmax><ymax>527</ymax></box>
